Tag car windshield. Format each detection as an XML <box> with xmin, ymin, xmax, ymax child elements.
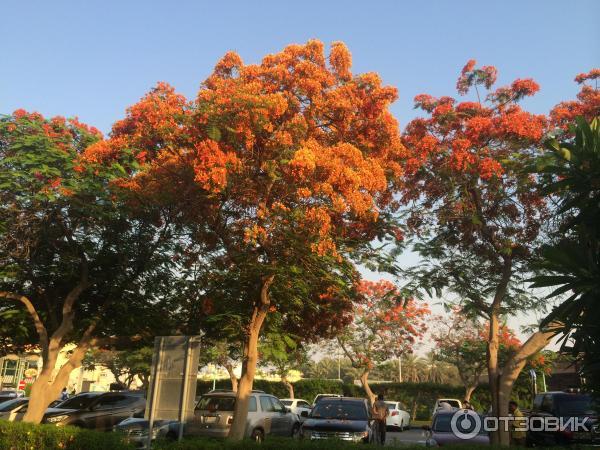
<box><xmin>56</xmin><ymin>393</ymin><xmax>99</xmax><ymax>409</ymax></box>
<box><xmin>439</xmin><ymin>399</ymin><xmax>460</xmax><ymax>408</ymax></box>
<box><xmin>281</xmin><ymin>400</ymin><xmax>293</xmax><ymax>406</ymax></box>
<box><xmin>557</xmin><ymin>396</ymin><xmax>596</xmax><ymax>416</ymax></box>
<box><xmin>196</xmin><ymin>396</ymin><xmax>236</xmax><ymax>412</ymax></box>
<box><xmin>385</xmin><ymin>402</ymin><xmax>396</xmax><ymax>409</ymax></box>
<box><xmin>311</xmin><ymin>401</ymin><xmax>367</xmax><ymax>421</ymax></box>
<box><xmin>0</xmin><ymin>398</ymin><xmax>27</xmax><ymax>412</ymax></box>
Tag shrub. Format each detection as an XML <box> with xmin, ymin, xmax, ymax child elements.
<box><xmin>0</xmin><ymin>420</ymin><xmax>134</xmax><ymax>450</ymax></box>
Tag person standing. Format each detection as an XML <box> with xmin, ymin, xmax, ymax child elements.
<box><xmin>508</xmin><ymin>400</ymin><xmax>526</xmax><ymax>446</ymax></box>
<box><xmin>372</xmin><ymin>393</ymin><xmax>389</xmax><ymax>445</ymax></box>
<box><xmin>59</xmin><ymin>387</ymin><xmax>68</xmax><ymax>401</ymax></box>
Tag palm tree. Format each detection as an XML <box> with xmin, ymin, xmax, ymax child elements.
<box><xmin>531</xmin><ymin>117</ymin><xmax>600</xmax><ymax>391</ymax></box>
<box><xmin>424</xmin><ymin>351</ymin><xmax>445</xmax><ymax>383</ymax></box>
<box><xmin>402</xmin><ymin>354</ymin><xmax>424</xmax><ymax>382</ymax></box>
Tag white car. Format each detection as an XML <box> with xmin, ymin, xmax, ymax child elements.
<box><xmin>280</xmin><ymin>398</ymin><xmax>312</xmax><ymax>417</ymax></box>
<box><xmin>385</xmin><ymin>401</ymin><xmax>411</xmax><ymax>431</ymax></box>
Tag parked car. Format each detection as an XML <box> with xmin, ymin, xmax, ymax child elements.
<box><xmin>424</xmin><ymin>410</ymin><xmax>489</xmax><ymax>446</ymax></box>
<box><xmin>300</xmin><ymin>397</ymin><xmax>373</xmax><ymax>443</ymax></box>
<box><xmin>42</xmin><ymin>391</ymin><xmax>145</xmax><ymax>430</ymax></box>
<box><xmin>0</xmin><ymin>390</ymin><xmax>24</xmax><ymax>404</ymax></box>
<box><xmin>385</xmin><ymin>401</ymin><xmax>411</xmax><ymax>431</ymax></box>
<box><xmin>0</xmin><ymin>398</ymin><xmax>29</xmax><ymax>422</ymax></box>
<box><xmin>311</xmin><ymin>394</ymin><xmax>342</xmax><ymax>408</ymax></box>
<box><xmin>281</xmin><ymin>398</ymin><xmax>312</xmax><ymax>417</ymax></box>
<box><xmin>527</xmin><ymin>391</ymin><xmax>599</xmax><ymax>447</ymax></box>
<box><xmin>114</xmin><ymin>416</ymin><xmax>178</xmax><ymax>448</ymax></box>
<box><xmin>186</xmin><ymin>390</ymin><xmax>300</xmax><ymax>441</ymax></box>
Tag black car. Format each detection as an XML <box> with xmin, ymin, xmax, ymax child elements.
<box><xmin>300</xmin><ymin>397</ymin><xmax>373</xmax><ymax>443</ymax></box>
<box><xmin>0</xmin><ymin>390</ymin><xmax>24</xmax><ymax>404</ymax></box>
<box><xmin>42</xmin><ymin>391</ymin><xmax>146</xmax><ymax>431</ymax></box>
<box><xmin>527</xmin><ymin>391</ymin><xmax>599</xmax><ymax>446</ymax></box>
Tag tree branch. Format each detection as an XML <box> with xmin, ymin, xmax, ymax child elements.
<box><xmin>0</xmin><ymin>291</ymin><xmax>49</xmax><ymax>361</ymax></box>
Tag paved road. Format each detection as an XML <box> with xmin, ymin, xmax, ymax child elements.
<box><xmin>385</xmin><ymin>427</ymin><xmax>428</xmax><ymax>447</ymax></box>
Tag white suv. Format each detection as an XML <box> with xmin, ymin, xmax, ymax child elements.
<box><xmin>187</xmin><ymin>390</ymin><xmax>301</xmax><ymax>442</ymax></box>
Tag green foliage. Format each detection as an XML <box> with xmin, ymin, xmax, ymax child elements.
<box><xmin>0</xmin><ymin>111</ymin><xmax>181</xmax><ymax>355</ymax></box>
<box><xmin>530</xmin><ymin>117</ymin><xmax>600</xmax><ymax>393</ymax></box>
<box><xmin>0</xmin><ymin>420</ymin><xmax>134</xmax><ymax>450</ymax></box>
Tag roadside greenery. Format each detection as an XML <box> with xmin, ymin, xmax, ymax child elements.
<box><xmin>0</xmin><ymin>421</ymin><xmax>134</xmax><ymax>450</ymax></box>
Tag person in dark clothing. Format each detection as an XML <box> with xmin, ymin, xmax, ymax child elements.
<box><xmin>372</xmin><ymin>393</ymin><xmax>389</xmax><ymax>445</ymax></box>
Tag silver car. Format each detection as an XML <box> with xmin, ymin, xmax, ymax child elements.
<box><xmin>188</xmin><ymin>390</ymin><xmax>301</xmax><ymax>442</ymax></box>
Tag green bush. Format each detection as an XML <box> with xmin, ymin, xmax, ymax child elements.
<box><xmin>0</xmin><ymin>420</ymin><xmax>134</xmax><ymax>450</ymax></box>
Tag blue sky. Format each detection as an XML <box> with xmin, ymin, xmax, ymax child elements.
<box><xmin>1</xmin><ymin>0</ymin><xmax>598</xmax><ymax>343</ymax></box>
<box><xmin>1</xmin><ymin>0</ymin><xmax>598</xmax><ymax>135</ymax></box>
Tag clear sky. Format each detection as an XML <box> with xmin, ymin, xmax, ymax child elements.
<box><xmin>1</xmin><ymin>0</ymin><xmax>598</xmax><ymax>134</ymax></box>
<box><xmin>1</xmin><ymin>0</ymin><xmax>598</xmax><ymax>346</ymax></box>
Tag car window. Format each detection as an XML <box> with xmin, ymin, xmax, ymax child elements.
<box><xmin>385</xmin><ymin>402</ymin><xmax>397</xmax><ymax>409</ymax></box>
<box><xmin>281</xmin><ymin>400</ymin><xmax>293</xmax><ymax>406</ymax></box>
<box><xmin>446</xmin><ymin>400</ymin><xmax>461</xmax><ymax>408</ymax></box>
<box><xmin>260</xmin><ymin>396</ymin><xmax>275</xmax><ymax>412</ymax></box>
<box><xmin>196</xmin><ymin>396</ymin><xmax>235</xmax><ymax>412</ymax></box>
<box><xmin>0</xmin><ymin>399</ymin><xmax>27</xmax><ymax>412</ymax></box>
<box><xmin>556</xmin><ymin>395</ymin><xmax>595</xmax><ymax>416</ymax></box>
<box><xmin>541</xmin><ymin>395</ymin><xmax>554</xmax><ymax>413</ymax></box>
<box><xmin>248</xmin><ymin>396</ymin><xmax>257</xmax><ymax>412</ymax></box>
<box><xmin>271</xmin><ymin>397</ymin><xmax>286</xmax><ymax>413</ymax></box>
<box><xmin>311</xmin><ymin>401</ymin><xmax>367</xmax><ymax>421</ymax></box>
<box><xmin>298</xmin><ymin>401</ymin><xmax>310</xmax><ymax>408</ymax></box>
<box><xmin>56</xmin><ymin>393</ymin><xmax>99</xmax><ymax>410</ymax></box>
<box><xmin>95</xmin><ymin>395</ymin><xmax>127</xmax><ymax>410</ymax></box>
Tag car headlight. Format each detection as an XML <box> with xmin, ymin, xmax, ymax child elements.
<box><xmin>47</xmin><ymin>415</ymin><xmax>69</xmax><ymax>424</ymax></box>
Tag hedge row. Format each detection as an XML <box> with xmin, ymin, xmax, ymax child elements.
<box><xmin>0</xmin><ymin>421</ymin><xmax>535</xmax><ymax>450</ymax></box>
<box><xmin>0</xmin><ymin>420</ymin><xmax>134</xmax><ymax>450</ymax></box>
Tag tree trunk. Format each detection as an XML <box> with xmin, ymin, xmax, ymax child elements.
<box><xmin>464</xmin><ymin>385</ymin><xmax>476</xmax><ymax>402</ymax></box>
<box><xmin>282</xmin><ymin>375</ymin><xmax>294</xmax><ymax>399</ymax></box>
<box><xmin>411</xmin><ymin>391</ymin><xmax>421</xmax><ymax>421</ymax></box>
<box><xmin>495</xmin><ymin>326</ymin><xmax>556</xmax><ymax>446</ymax></box>
<box><xmin>139</xmin><ymin>373</ymin><xmax>149</xmax><ymax>391</ymax></box>
<box><xmin>360</xmin><ymin>369</ymin><xmax>376</xmax><ymax>406</ymax></box>
<box><xmin>224</xmin><ymin>363</ymin><xmax>238</xmax><ymax>393</ymax></box>
<box><xmin>24</xmin><ymin>341</ymin><xmax>89</xmax><ymax>423</ymax></box>
<box><xmin>228</xmin><ymin>275</ymin><xmax>274</xmax><ymax>441</ymax></box>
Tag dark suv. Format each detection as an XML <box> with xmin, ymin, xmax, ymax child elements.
<box><xmin>527</xmin><ymin>391</ymin><xmax>599</xmax><ymax>446</ymax></box>
<box><xmin>42</xmin><ymin>391</ymin><xmax>145</xmax><ymax>430</ymax></box>
<box><xmin>300</xmin><ymin>397</ymin><xmax>373</xmax><ymax>443</ymax></box>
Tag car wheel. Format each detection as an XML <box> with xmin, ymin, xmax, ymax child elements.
<box><xmin>291</xmin><ymin>423</ymin><xmax>301</xmax><ymax>438</ymax></box>
<box><xmin>250</xmin><ymin>428</ymin><xmax>264</xmax><ymax>443</ymax></box>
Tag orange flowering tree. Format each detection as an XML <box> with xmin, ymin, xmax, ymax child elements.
<box><xmin>401</xmin><ymin>60</ymin><xmax>560</xmax><ymax>444</ymax></box>
<box><xmin>550</xmin><ymin>68</ymin><xmax>600</xmax><ymax>130</ymax></box>
<box><xmin>0</xmin><ymin>111</ymin><xmax>179</xmax><ymax>422</ymax></box>
<box><xmin>337</xmin><ymin>279</ymin><xmax>429</xmax><ymax>404</ymax></box>
<box><xmin>86</xmin><ymin>40</ymin><xmax>406</xmax><ymax>439</ymax></box>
